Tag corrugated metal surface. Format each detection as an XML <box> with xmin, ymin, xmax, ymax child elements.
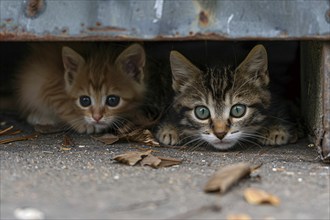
<box><xmin>0</xmin><ymin>0</ymin><xmax>329</xmax><ymax>41</ymax></box>
<box><xmin>321</xmin><ymin>43</ymin><xmax>330</xmax><ymax>161</ymax></box>
<box><xmin>301</xmin><ymin>41</ymin><xmax>330</xmax><ymax>162</ymax></box>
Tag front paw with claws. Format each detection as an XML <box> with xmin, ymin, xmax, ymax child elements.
<box><xmin>156</xmin><ymin>124</ymin><xmax>180</xmax><ymax>146</ymax></box>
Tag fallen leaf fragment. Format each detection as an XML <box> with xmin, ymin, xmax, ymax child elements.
<box><xmin>93</xmin><ymin>129</ymin><xmax>160</xmax><ymax>146</ymax></box>
<box><xmin>92</xmin><ymin>134</ymin><xmax>120</xmax><ymax>145</ymax></box>
<box><xmin>140</xmin><ymin>154</ymin><xmax>162</xmax><ymax>168</ymax></box>
<box><xmin>157</xmin><ymin>156</ymin><xmax>182</xmax><ymax>167</ymax></box>
<box><xmin>244</xmin><ymin>187</ymin><xmax>280</xmax><ymax>206</ymax></box>
<box><xmin>227</xmin><ymin>214</ymin><xmax>251</xmax><ymax>220</ymax></box>
<box><xmin>59</xmin><ymin>147</ymin><xmax>72</xmax><ymax>151</ymax></box>
<box><xmin>113</xmin><ymin>150</ymin><xmax>182</xmax><ymax>168</ymax></box>
<box><xmin>0</xmin><ymin>133</ymin><xmax>38</xmax><ymax>144</ymax></box>
<box><xmin>113</xmin><ymin>150</ymin><xmax>152</xmax><ymax>166</ymax></box>
<box><xmin>126</xmin><ymin>129</ymin><xmax>160</xmax><ymax>146</ymax></box>
<box><xmin>0</xmin><ymin>126</ymin><xmax>14</xmax><ymax>135</ymax></box>
<box><xmin>63</xmin><ymin>135</ymin><xmax>74</xmax><ymax>147</ymax></box>
<box><xmin>204</xmin><ymin>163</ymin><xmax>252</xmax><ymax>194</ymax></box>
<box><xmin>0</xmin><ymin>126</ymin><xmax>22</xmax><ymax>136</ymax></box>
<box><xmin>59</xmin><ymin>135</ymin><xmax>75</xmax><ymax>151</ymax></box>
<box><xmin>5</xmin><ymin>130</ymin><xmax>22</xmax><ymax>135</ymax></box>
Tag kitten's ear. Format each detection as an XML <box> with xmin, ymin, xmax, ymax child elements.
<box><xmin>62</xmin><ymin>46</ymin><xmax>85</xmax><ymax>90</ymax></box>
<box><xmin>235</xmin><ymin>45</ymin><xmax>269</xmax><ymax>86</ymax></box>
<box><xmin>170</xmin><ymin>51</ymin><xmax>201</xmax><ymax>93</ymax></box>
<box><xmin>115</xmin><ymin>44</ymin><xmax>146</xmax><ymax>83</ymax></box>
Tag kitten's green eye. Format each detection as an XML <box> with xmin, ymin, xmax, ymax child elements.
<box><xmin>230</xmin><ymin>104</ymin><xmax>246</xmax><ymax>118</ymax></box>
<box><xmin>106</xmin><ymin>95</ymin><xmax>120</xmax><ymax>107</ymax></box>
<box><xmin>79</xmin><ymin>96</ymin><xmax>91</xmax><ymax>107</ymax></box>
<box><xmin>194</xmin><ymin>106</ymin><xmax>210</xmax><ymax>120</ymax></box>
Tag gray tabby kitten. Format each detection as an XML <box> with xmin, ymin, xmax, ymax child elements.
<box><xmin>156</xmin><ymin>45</ymin><xmax>298</xmax><ymax>150</ymax></box>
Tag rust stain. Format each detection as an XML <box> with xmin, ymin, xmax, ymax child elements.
<box><xmin>87</xmin><ymin>26</ymin><xmax>127</xmax><ymax>32</ymax></box>
<box><xmin>61</xmin><ymin>28</ymin><xmax>68</xmax><ymax>34</ymax></box>
<box><xmin>199</xmin><ymin>11</ymin><xmax>209</xmax><ymax>27</ymax></box>
<box><xmin>0</xmin><ymin>30</ymin><xmax>329</xmax><ymax>42</ymax></box>
<box><xmin>95</xmin><ymin>22</ymin><xmax>102</xmax><ymax>27</ymax></box>
<box><xmin>25</xmin><ymin>0</ymin><xmax>45</xmax><ymax>18</ymax></box>
<box><xmin>4</xmin><ymin>18</ymin><xmax>13</xmax><ymax>23</ymax></box>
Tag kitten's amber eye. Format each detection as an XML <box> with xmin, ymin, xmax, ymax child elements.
<box><xmin>106</xmin><ymin>95</ymin><xmax>120</xmax><ymax>107</ymax></box>
<box><xmin>230</xmin><ymin>104</ymin><xmax>246</xmax><ymax>118</ymax></box>
<box><xmin>194</xmin><ymin>106</ymin><xmax>210</xmax><ymax>120</ymax></box>
<box><xmin>79</xmin><ymin>96</ymin><xmax>91</xmax><ymax>107</ymax></box>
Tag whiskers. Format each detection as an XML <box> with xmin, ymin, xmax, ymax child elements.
<box><xmin>111</xmin><ymin>116</ymin><xmax>136</xmax><ymax>134</ymax></box>
<box><xmin>265</xmin><ymin>114</ymin><xmax>296</xmax><ymax>125</ymax></box>
<box><xmin>177</xmin><ymin>133</ymin><xmax>207</xmax><ymax>152</ymax></box>
<box><xmin>237</xmin><ymin>131</ymin><xmax>269</xmax><ymax>149</ymax></box>
<box><xmin>65</xmin><ymin>117</ymin><xmax>86</xmax><ymax>133</ymax></box>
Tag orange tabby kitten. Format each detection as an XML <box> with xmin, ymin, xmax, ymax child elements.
<box><xmin>16</xmin><ymin>43</ymin><xmax>147</xmax><ymax>134</ymax></box>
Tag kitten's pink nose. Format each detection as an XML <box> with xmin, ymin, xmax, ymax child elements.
<box><xmin>215</xmin><ymin>132</ymin><xmax>227</xmax><ymax>140</ymax></box>
<box><xmin>92</xmin><ymin>114</ymin><xmax>103</xmax><ymax>122</ymax></box>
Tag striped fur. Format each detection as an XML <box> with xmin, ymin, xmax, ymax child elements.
<box><xmin>156</xmin><ymin>45</ymin><xmax>298</xmax><ymax>149</ymax></box>
<box><xmin>17</xmin><ymin>43</ymin><xmax>147</xmax><ymax>134</ymax></box>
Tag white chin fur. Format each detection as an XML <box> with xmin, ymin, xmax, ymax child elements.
<box><xmin>209</xmin><ymin>140</ymin><xmax>236</xmax><ymax>150</ymax></box>
<box><xmin>201</xmin><ymin>133</ymin><xmax>240</xmax><ymax>150</ymax></box>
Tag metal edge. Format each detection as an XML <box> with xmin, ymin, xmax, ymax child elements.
<box><xmin>320</xmin><ymin>42</ymin><xmax>330</xmax><ymax>162</ymax></box>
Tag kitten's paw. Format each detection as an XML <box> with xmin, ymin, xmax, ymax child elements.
<box><xmin>27</xmin><ymin>113</ymin><xmax>58</xmax><ymax>126</ymax></box>
<box><xmin>74</xmin><ymin>124</ymin><xmax>94</xmax><ymax>134</ymax></box>
<box><xmin>156</xmin><ymin>124</ymin><xmax>179</xmax><ymax>146</ymax></box>
<box><xmin>259</xmin><ymin>125</ymin><xmax>297</xmax><ymax>146</ymax></box>
<box><xmin>86</xmin><ymin>125</ymin><xmax>96</xmax><ymax>134</ymax></box>
<box><xmin>75</xmin><ymin>124</ymin><xmax>107</xmax><ymax>134</ymax></box>
<box><xmin>28</xmin><ymin>113</ymin><xmax>64</xmax><ymax>133</ymax></box>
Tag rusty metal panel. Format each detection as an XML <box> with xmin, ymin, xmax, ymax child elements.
<box><xmin>0</xmin><ymin>0</ymin><xmax>329</xmax><ymax>41</ymax></box>
<box><xmin>301</xmin><ymin>42</ymin><xmax>330</xmax><ymax>162</ymax></box>
<box><xmin>321</xmin><ymin>43</ymin><xmax>330</xmax><ymax>161</ymax></box>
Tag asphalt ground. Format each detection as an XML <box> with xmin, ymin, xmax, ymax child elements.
<box><xmin>0</xmin><ymin>113</ymin><xmax>329</xmax><ymax>220</ymax></box>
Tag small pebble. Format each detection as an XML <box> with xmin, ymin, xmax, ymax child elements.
<box><xmin>14</xmin><ymin>207</ymin><xmax>45</xmax><ymax>220</ymax></box>
<box><xmin>113</xmin><ymin>174</ymin><xmax>120</xmax><ymax>180</ymax></box>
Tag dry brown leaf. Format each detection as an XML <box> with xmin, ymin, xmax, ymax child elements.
<box><xmin>204</xmin><ymin>163</ymin><xmax>252</xmax><ymax>193</ymax></box>
<box><xmin>140</xmin><ymin>154</ymin><xmax>162</xmax><ymax>168</ymax></box>
<box><xmin>227</xmin><ymin>214</ymin><xmax>251</xmax><ymax>220</ymax></box>
<box><xmin>0</xmin><ymin>133</ymin><xmax>38</xmax><ymax>144</ymax></box>
<box><xmin>93</xmin><ymin>129</ymin><xmax>159</xmax><ymax>146</ymax></box>
<box><xmin>92</xmin><ymin>134</ymin><xmax>120</xmax><ymax>145</ymax></box>
<box><xmin>63</xmin><ymin>135</ymin><xmax>74</xmax><ymax>147</ymax></box>
<box><xmin>125</xmin><ymin>129</ymin><xmax>160</xmax><ymax>146</ymax></box>
<box><xmin>113</xmin><ymin>150</ymin><xmax>182</xmax><ymax>168</ymax></box>
<box><xmin>5</xmin><ymin>130</ymin><xmax>22</xmax><ymax>135</ymax></box>
<box><xmin>244</xmin><ymin>187</ymin><xmax>280</xmax><ymax>206</ymax></box>
<box><xmin>113</xmin><ymin>150</ymin><xmax>152</xmax><ymax>166</ymax></box>
<box><xmin>0</xmin><ymin>126</ymin><xmax>14</xmax><ymax>135</ymax></box>
<box><xmin>0</xmin><ymin>126</ymin><xmax>22</xmax><ymax>136</ymax></box>
<box><xmin>157</xmin><ymin>156</ymin><xmax>182</xmax><ymax>167</ymax></box>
